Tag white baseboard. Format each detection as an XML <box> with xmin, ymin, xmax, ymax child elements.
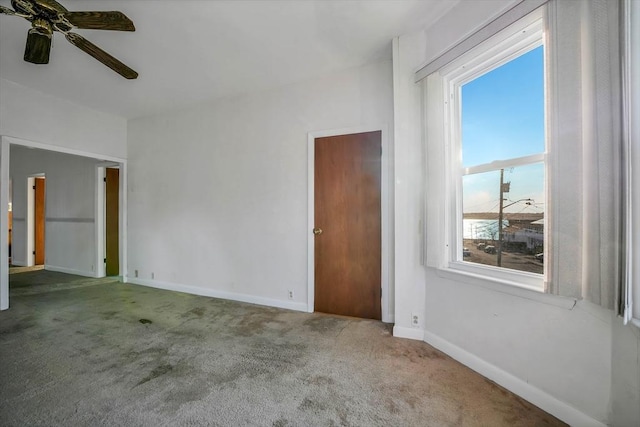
<box><xmin>10</xmin><ymin>260</ymin><xmax>26</xmax><ymax>267</ymax></box>
<box><xmin>125</xmin><ymin>277</ymin><xmax>309</xmax><ymax>313</ymax></box>
<box><xmin>45</xmin><ymin>265</ymin><xmax>96</xmax><ymax>278</ymax></box>
<box><xmin>393</xmin><ymin>325</ymin><xmax>425</xmax><ymax>340</ymax></box>
<box><xmin>423</xmin><ymin>330</ymin><xmax>606</xmax><ymax>427</ymax></box>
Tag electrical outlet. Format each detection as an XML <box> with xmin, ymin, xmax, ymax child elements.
<box><xmin>135</xmin><ymin>270</ymin><xmax>138</xmax><ymax>278</ymax></box>
<box><xmin>411</xmin><ymin>312</ymin><xmax>420</xmax><ymax>328</ymax></box>
<box><xmin>288</xmin><ymin>290</ymin><xmax>294</xmax><ymax>300</ymax></box>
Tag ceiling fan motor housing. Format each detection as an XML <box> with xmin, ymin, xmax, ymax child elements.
<box><xmin>32</xmin><ymin>17</ymin><xmax>51</xmax><ymax>34</ymax></box>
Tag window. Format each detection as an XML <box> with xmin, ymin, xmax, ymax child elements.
<box><xmin>459</xmin><ymin>45</ymin><xmax>545</xmax><ymax>273</ymax></box>
<box><xmin>438</xmin><ymin>10</ymin><xmax>546</xmax><ymax>290</ymax></box>
<box><xmin>422</xmin><ymin>0</ymin><xmax>623</xmax><ymax>306</ymax></box>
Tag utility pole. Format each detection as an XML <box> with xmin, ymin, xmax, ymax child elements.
<box><xmin>497</xmin><ymin>169</ymin><xmax>506</xmax><ymax>267</ymax></box>
<box><xmin>497</xmin><ymin>193</ymin><xmax>534</xmax><ymax>267</ymax></box>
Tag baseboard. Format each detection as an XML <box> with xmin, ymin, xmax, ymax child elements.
<box><xmin>393</xmin><ymin>325</ymin><xmax>425</xmax><ymax>340</ymax></box>
<box><xmin>423</xmin><ymin>330</ymin><xmax>606</xmax><ymax>427</ymax></box>
<box><xmin>126</xmin><ymin>277</ymin><xmax>309</xmax><ymax>313</ymax></box>
<box><xmin>45</xmin><ymin>265</ymin><xmax>96</xmax><ymax>278</ymax></box>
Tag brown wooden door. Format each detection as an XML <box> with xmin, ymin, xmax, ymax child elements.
<box><xmin>34</xmin><ymin>177</ymin><xmax>45</xmax><ymax>265</ymax></box>
<box><xmin>8</xmin><ymin>211</ymin><xmax>12</xmax><ymax>262</ymax></box>
<box><xmin>314</xmin><ymin>131</ymin><xmax>382</xmax><ymax>320</ymax></box>
<box><xmin>105</xmin><ymin>168</ymin><xmax>119</xmax><ymax>276</ymax></box>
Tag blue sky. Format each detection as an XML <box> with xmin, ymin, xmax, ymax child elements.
<box><xmin>461</xmin><ymin>46</ymin><xmax>545</xmax><ymax>214</ymax></box>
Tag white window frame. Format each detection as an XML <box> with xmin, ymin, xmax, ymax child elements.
<box><xmin>436</xmin><ymin>8</ymin><xmax>547</xmax><ymax>292</ymax></box>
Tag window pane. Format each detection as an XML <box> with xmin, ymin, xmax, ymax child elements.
<box><xmin>461</xmin><ymin>163</ymin><xmax>544</xmax><ymax>274</ymax></box>
<box><xmin>461</xmin><ymin>46</ymin><xmax>545</xmax><ymax>168</ymax></box>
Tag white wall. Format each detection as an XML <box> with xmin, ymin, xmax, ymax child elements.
<box><xmin>391</xmin><ymin>0</ymin><xmax>640</xmax><ymax>425</ymax></box>
<box><xmin>127</xmin><ymin>60</ymin><xmax>393</xmax><ymax>312</ymax></box>
<box><xmin>10</xmin><ymin>146</ymin><xmax>99</xmax><ymax>276</ymax></box>
<box><xmin>611</xmin><ymin>321</ymin><xmax>640</xmax><ymax>427</ymax></box>
<box><xmin>0</xmin><ymin>78</ymin><xmax>127</xmax><ymax>159</ymax></box>
<box><xmin>391</xmin><ymin>32</ymin><xmax>427</xmax><ymax>339</ymax></box>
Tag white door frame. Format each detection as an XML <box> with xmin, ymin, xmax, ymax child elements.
<box><xmin>307</xmin><ymin>125</ymin><xmax>394</xmax><ymax>323</ymax></box>
<box><xmin>0</xmin><ymin>140</ymin><xmax>9</xmax><ymax>310</ymax></box>
<box><xmin>0</xmin><ymin>135</ymin><xmax>127</xmax><ymax>311</ymax></box>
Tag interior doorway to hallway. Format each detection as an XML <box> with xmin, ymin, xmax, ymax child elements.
<box><xmin>105</xmin><ymin>167</ymin><xmax>119</xmax><ymax>276</ymax></box>
<box><xmin>0</xmin><ymin>136</ymin><xmax>128</xmax><ymax>312</ymax></box>
<box><xmin>27</xmin><ymin>175</ymin><xmax>46</xmax><ymax>266</ymax></box>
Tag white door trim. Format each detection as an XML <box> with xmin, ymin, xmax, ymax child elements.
<box><xmin>95</xmin><ymin>166</ymin><xmax>106</xmax><ymax>278</ymax></box>
<box><xmin>0</xmin><ymin>140</ymin><xmax>9</xmax><ymax>310</ymax></box>
<box><xmin>0</xmin><ymin>135</ymin><xmax>127</xmax><ymax>311</ymax></box>
<box><xmin>307</xmin><ymin>125</ymin><xmax>394</xmax><ymax>323</ymax></box>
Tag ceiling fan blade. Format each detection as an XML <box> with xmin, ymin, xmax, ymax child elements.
<box><xmin>0</xmin><ymin>5</ymin><xmax>17</xmax><ymax>15</ymax></box>
<box><xmin>24</xmin><ymin>28</ymin><xmax>52</xmax><ymax>64</ymax></box>
<box><xmin>65</xmin><ymin>32</ymin><xmax>138</xmax><ymax>79</ymax></box>
<box><xmin>61</xmin><ymin>11</ymin><xmax>135</xmax><ymax>31</ymax></box>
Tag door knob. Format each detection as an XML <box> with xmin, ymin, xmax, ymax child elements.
<box><xmin>313</xmin><ymin>228</ymin><xmax>323</xmax><ymax>235</ymax></box>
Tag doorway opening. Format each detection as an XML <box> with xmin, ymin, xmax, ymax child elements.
<box><xmin>105</xmin><ymin>167</ymin><xmax>119</xmax><ymax>276</ymax></box>
<box><xmin>27</xmin><ymin>175</ymin><xmax>46</xmax><ymax>266</ymax></box>
<box><xmin>0</xmin><ymin>136</ymin><xmax>127</xmax><ymax>311</ymax></box>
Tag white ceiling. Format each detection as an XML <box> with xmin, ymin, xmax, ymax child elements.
<box><xmin>0</xmin><ymin>0</ymin><xmax>457</xmax><ymax>119</ymax></box>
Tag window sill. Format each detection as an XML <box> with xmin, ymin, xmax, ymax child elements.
<box><xmin>434</xmin><ymin>266</ymin><xmax>577</xmax><ymax>310</ymax></box>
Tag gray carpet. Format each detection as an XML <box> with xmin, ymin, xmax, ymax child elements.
<box><xmin>0</xmin><ymin>271</ymin><xmax>564</xmax><ymax>426</ymax></box>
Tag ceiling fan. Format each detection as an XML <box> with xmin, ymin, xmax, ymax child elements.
<box><xmin>0</xmin><ymin>0</ymin><xmax>138</xmax><ymax>79</ymax></box>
